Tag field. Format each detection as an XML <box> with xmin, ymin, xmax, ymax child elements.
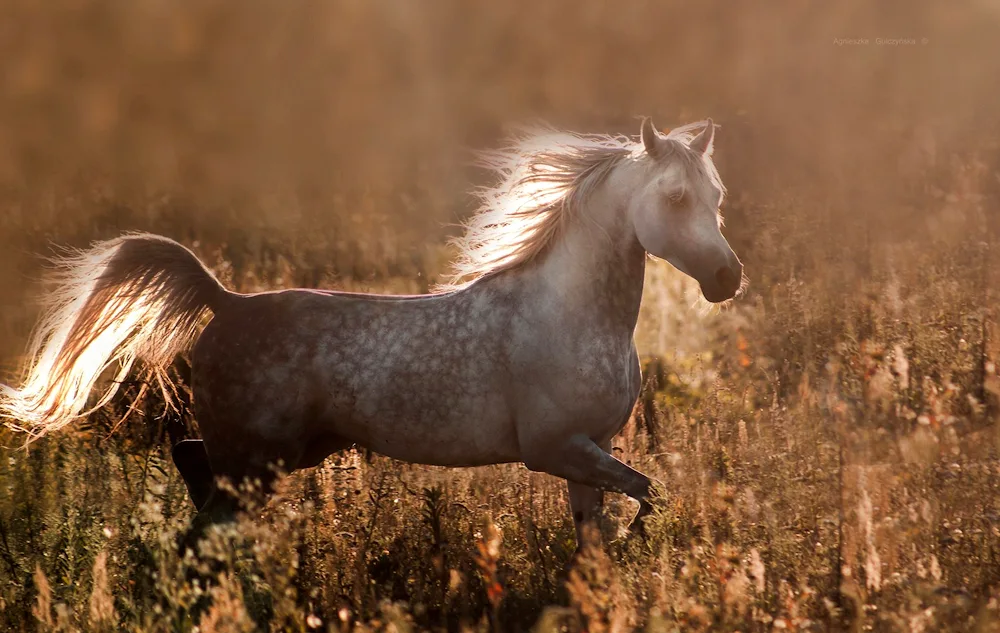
<box><xmin>1</xmin><ymin>1</ymin><xmax>1000</xmax><ymax>631</ymax></box>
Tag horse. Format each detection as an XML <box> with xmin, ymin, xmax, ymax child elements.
<box><xmin>0</xmin><ymin>117</ymin><xmax>744</xmax><ymax>548</ymax></box>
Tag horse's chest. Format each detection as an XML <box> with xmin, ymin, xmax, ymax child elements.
<box><xmin>566</xmin><ymin>338</ymin><xmax>641</xmax><ymax>427</ymax></box>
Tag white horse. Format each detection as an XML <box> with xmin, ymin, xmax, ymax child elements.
<box><xmin>0</xmin><ymin>117</ymin><xmax>743</xmax><ymax>547</ymax></box>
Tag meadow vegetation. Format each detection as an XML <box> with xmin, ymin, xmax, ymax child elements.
<box><xmin>1</xmin><ymin>1</ymin><xmax>999</xmax><ymax>630</ymax></box>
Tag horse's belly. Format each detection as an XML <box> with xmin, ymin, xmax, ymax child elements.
<box><xmin>333</xmin><ymin>389</ymin><xmax>521</xmax><ymax>467</ymax></box>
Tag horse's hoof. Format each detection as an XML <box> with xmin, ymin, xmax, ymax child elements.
<box><xmin>626</xmin><ymin>501</ymin><xmax>653</xmax><ymax>540</ymax></box>
<box><xmin>626</xmin><ymin>521</ymin><xmax>647</xmax><ymax>541</ymax></box>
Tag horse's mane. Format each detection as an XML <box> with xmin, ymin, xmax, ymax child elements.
<box><xmin>437</xmin><ymin>120</ymin><xmax>722</xmax><ymax>291</ymax></box>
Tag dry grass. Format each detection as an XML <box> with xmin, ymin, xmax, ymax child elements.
<box><xmin>1</xmin><ymin>0</ymin><xmax>1000</xmax><ymax>630</ymax></box>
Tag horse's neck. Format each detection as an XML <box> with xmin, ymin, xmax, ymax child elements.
<box><xmin>523</xmin><ymin>177</ymin><xmax>647</xmax><ymax>334</ymax></box>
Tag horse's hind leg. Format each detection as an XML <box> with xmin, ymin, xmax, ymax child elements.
<box><xmin>173</xmin><ymin>433</ymin><xmax>282</xmax><ymax>538</ymax></box>
<box><xmin>172</xmin><ymin>439</ymin><xmax>239</xmax><ymax>555</ymax></box>
<box><xmin>178</xmin><ymin>455</ymin><xmax>278</xmax><ymax>554</ymax></box>
<box><xmin>171</xmin><ymin>439</ymin><xmax>214</xmax><ymax>511</ymax></box>
<box><xmin>172</xmin><ymin>439</ymin><xmax>277</xmax><ymax>520</ymax></box>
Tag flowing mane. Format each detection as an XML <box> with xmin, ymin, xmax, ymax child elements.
<box><xmin>437</xmin><ymin>120</ymin><xmax>723</xmax><ymax>291</ymax></box>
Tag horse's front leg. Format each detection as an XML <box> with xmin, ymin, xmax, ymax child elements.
<box><xmin>567</xmin><ymin>439</ymin><xmax>613</xmax><ymax>550</ymax></box>
<box><xmin>568</xmin><ymin>481</ymin><xmax>604</xmax><ymax>549</ymax></box>
<box><xmin>524</xmin><ymin>434</ymin><xmax>655</xmax><ymax>544</ymax></box>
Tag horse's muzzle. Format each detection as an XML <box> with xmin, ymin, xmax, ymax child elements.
<box><xmin>701</xmin><ymin>262</ymin><xmax>743</xmax><ymax>303</ymax></box>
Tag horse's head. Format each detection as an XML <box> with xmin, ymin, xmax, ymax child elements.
<box><xmin>628</xmin><ymin>117</ymin><xmax>744</xmax><ymax>303</ymax></box>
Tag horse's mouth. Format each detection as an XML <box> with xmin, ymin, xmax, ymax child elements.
<box><xmin>700</xmin><ymin>283</ymin><xmax>739</xmax><ymax>304</ymax></box>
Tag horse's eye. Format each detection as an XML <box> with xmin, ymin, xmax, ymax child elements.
<box><xmin>667</xmin><ymin>191</ymin><xmax>686</xmax><ymax>205</ymax></box>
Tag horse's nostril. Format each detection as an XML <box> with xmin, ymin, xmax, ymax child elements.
<box><xmin>715</xmin><ymin>266</ymin><xmax>737</xmax><ymax>291</ymax></box>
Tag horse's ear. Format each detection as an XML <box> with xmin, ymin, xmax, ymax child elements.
<box><xmin>641</xmin><ymin>117</ymin><xmax>662</xmax><ymax>158</ymax></box>
<box><xmin>689</xmin><ymin>118</ymin><xmax>715</xmax><ymax>156</ymax></box>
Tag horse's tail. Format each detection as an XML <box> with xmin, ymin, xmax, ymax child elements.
<box><xmin>0</xmin><ymin>233</ymin><xmax>232</xmax><ymax>442</ymax></box>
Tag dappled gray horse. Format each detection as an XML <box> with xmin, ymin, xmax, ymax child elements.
<box><xmin>1</xmin><ymin>117</ymin><xmax>743</xmax><ymax>546</ymax></box>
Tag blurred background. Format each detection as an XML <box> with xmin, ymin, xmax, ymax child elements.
<box><xmin>1</xmin><ymin>0</ymin><xmax>998</xmax><ymax>362</ymax></box>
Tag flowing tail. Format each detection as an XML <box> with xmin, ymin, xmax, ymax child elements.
<box><xmin>0</xmin><ymin>233</ymin><xmax>231</xmax><ymax>441</ymax></box>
